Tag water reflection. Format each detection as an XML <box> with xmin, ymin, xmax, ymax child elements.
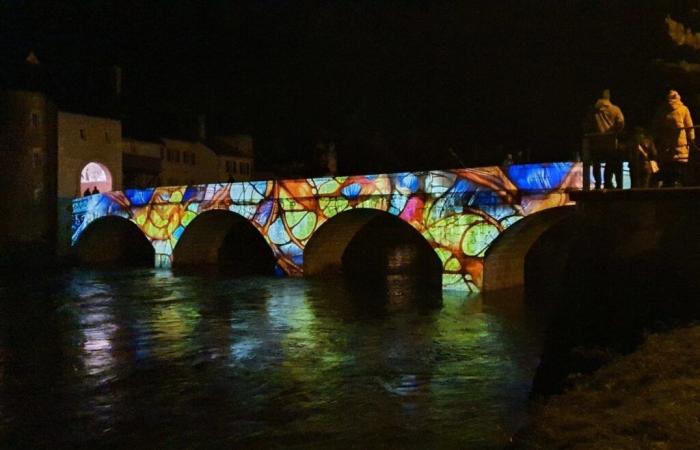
<box><xmin>0</xmin><ymin>270</ymin><xmax>543</xmax><ymax>449</ymax></box>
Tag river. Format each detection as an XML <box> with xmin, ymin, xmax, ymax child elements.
<box><xmin>0</xmin><ymin>269</ymin><xmax>544</xmax><ymax>449</ymax></box>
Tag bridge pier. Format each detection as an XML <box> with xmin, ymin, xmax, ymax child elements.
<box><xmin>531</xmin><ymin>188</ymin><xmax>700</xmax><ymax>394</ymax></box>
<box><xmin>482</xmin><ymin>207</ymin><xmax>575</xmax><ymax>292</ymax></box>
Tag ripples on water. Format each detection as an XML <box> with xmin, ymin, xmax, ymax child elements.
<box><xmin>0</xmin><ymin>269</ymin><xmax>544</xmax><ymax>449</ymax></box>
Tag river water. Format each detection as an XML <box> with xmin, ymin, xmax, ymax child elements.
<box><xmin>0</xmin><ymin>269</ymin><xmax>544</xmax><ymax>449</ymax></box>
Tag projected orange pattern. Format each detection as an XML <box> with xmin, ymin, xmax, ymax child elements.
<box><xmin>72</xmin><ymin>163</ymin><xmax>582</xmax><ymax>291</ymax></box>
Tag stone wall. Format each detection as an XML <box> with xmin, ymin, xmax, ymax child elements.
<box><xmin>0</xmin><ymin>90</ymin><xmax>58</xmax><ymax>265</ymax></box>
<box><xmin>57</xmin><ymin>112</ymin><xmax>123</xmax><ymax>257</ymax></box>
<box><xmin>482</xmin><ymin>206</ymin><xmax>575</xmax><ymax>292</ymax></box>
<box><xmin>531</xmin><ymin>189</ymin><xmax>700</xmax><ymax>394</ymax></box>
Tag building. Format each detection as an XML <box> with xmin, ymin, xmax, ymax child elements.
<box><xmin>208</xmin><ymin>135</ymin><xmax>255</xmax><ymax>182</ymax></box>
<box><xmin>2</xmin><ymin>52</ymin><xmax>257</xmax><ymax>262</ymax></box>
<box><xmin>0</xmin><ymin>89</ymin><xmax>58</xmax><ymax>265</ymax></box>
<box><xmin>122</xmin><ymin>138</ymin><xmax>163</xmax><ymax>188</ymax></box>
<box><xmin>55</xmin><ymin>112</ymin><xmax>123</xmax><ymax>257</ymax></box>
<box><xmin>158</xmin><ymin>138</ymin><xmax>218</xmax><ymax>186</ymax></box>
<box><xmin>58</xmin><ymin>112</ymin><xmax>123</xmax><ymax>197</ymax></box>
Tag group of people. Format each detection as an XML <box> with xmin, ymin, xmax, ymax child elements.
<box><xmin>82</xmin><ymin>186</ymin><xmax>100</xmax><ymax>197</ymax></box>
<box><xmin>583</xmin><ymin>89</ymin><xmax>696</xmax><ymax>188</ymax></box>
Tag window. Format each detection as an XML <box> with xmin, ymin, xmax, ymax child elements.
<box><xmin>166</xmin><ymin>149</ymin><xmax>181</xmax><ymax>162</ymax></box>
<box><xmin>183</xmin><ymin>151</ymin><xmax>196</xmax><ymax>165</ymax></box>
<box><xmin>32</xmin><ymin>148</ymin><xmax>42</xmax><ymax>168</ymax></box>
<box><xmin>80</xmin><ymin>129</ymin><xmax>86</xmax><ymax>140</ymax></box>
<box><xmin>30</xmin><ymin>112</ymin><xmax>39</xmax><ymax>128</ymax></box>
<box><xmin>105</xmin><ymin>132</ymin><xmax>110</xmax><ymax>142</ymax></box>
<box><xmin>191</xmin><ymin>153</ymin><xmax>196</xmax><ymax>165</ymax></box>
<box><xmin>160</xmin><ymin>147</ymin><xmax>165</xmax><ymax>160</ymax></box>
<box><xmin>226</xmin><ymin>160</ymin><xmax>237</xmax><ymax>173</ymax></box>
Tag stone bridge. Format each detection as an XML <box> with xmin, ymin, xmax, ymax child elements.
<box><xmin>71</xmin><ymin>162</ymin><xmax>582</xmax><ymax>292</ymax></box>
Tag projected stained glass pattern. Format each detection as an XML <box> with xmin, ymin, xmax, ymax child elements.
<box><xmin>72</xmin><ymin>162</ymin><xmax>581</xmax><ymax>291</ymax></box>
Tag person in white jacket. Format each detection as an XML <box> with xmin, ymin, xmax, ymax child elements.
<box><xmin>584</xmin><ymin>89</ymin><xmax>625</xmax><ymax>189</ymax></box>
<box><xmin>653</xmin><ymin>90</ymin><xmax>695</xmax><ymax>186</ymax></box>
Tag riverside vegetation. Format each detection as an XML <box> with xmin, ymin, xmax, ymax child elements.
<box><xmin>516</xmin><ymin>325</ymin><xmax>700</xmax><ymax>449</ymax></box>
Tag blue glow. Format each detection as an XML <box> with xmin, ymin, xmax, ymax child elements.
<box><xmin>507</xmin><ymin>162</ymin><xmax>573</xmax><ymax>191</ymax></box>
<box><xmin>125</xmin><ymin>188</ymin><xmax>155</xmax><ymax>206</ymax></box>
<box><xmin>341</xmin><ymin>183</ymin><xmax>362</xmax><ymax>199</ymax></box>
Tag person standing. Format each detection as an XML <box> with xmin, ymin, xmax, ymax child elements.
<box><xmin>627</xmin><ymin>127</ymin><xmax>658</xmax><ymax>188</ymax></box>
<box><xmin>583</xmin><ymin>89</ymin><xmax>625</xmax><ymax>189</ymax></box>
<box><xmin>502</xmin><ymin>153</ymin><xmax>514</xmax><ymax>167</ymax></box>
<box><xmin>653</xmin><ymin>90</ymin><xmax>695</xmax><ymax>187</ymax></box>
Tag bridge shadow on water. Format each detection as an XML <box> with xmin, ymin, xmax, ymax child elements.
<box><xmin>308</xmin><ymin>273</ymin><xmax>443</xmax><ymax>314</ymax></box>
<box><xmin>0</xmin><ymin>266</ymin><xmax>546</xmax><ymax>449</ymax></box>
<box><xmin>168</xmin><ymin>267</ymin><xmax>444</xmax><ymax>313</ymax></box>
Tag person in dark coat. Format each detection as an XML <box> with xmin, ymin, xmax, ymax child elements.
<box><xmin>627</xmin><ymin>127</ymin><xmax>658</xmax><ymax>188</ymax></box>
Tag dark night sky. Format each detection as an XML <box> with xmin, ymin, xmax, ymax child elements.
<box><xmin>2</xmin><ymin>0</ymin><xmax>700</xmax><ymax>173</ymax></box>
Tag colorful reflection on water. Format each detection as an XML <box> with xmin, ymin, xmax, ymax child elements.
<box><xmin>0</xmin><ymin>270</ymin><xmax>544</xmax><ymax>449</ymax></box>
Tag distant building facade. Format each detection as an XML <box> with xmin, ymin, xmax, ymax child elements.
<box><xmin>58</xmin><ymin>112</ymin><xmax>123</xmax><ymax>198</ymax></box>
<box><xmin>1</xmin><ymin>52</ymin><xmax>256</xmax><ymax>261</ymax></box>
<box><xmin>122</xmin><ymin>138</ymin><xmax>163</xmax><ymax>188</ymax></box>
<box><xmin>209</xmin><ymin>135</ymin><xmax>255</xmax><ymax>182</ymax></box>
<box><xmin>55</xmin><ymin>122</ymin><xmax>257</xmax><ymax>255</ymax></box>
<box><xmin>55</xmin><ymin>112</ymin><xmax>123</xmax><ymax>257</ymax></box>
<box><xmin>0</xmin><ymin>89</ymin><xmax>58</xmax><ymax>265</ymax></box>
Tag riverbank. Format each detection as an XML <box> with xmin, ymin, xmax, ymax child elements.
<box><xmin>515</xmin><ymin>325</ymin><xmax>700</xmax><ymax>449</ymax></box>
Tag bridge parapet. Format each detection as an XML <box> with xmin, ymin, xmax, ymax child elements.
<box><xmin>72</xmin><ymin>162</ymin><xmax>582</xmax><ymax>291</ymax></box>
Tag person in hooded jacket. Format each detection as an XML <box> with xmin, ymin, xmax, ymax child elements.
<box><xmin>583</xmin><ymin>89</ymin><xmax>625</xmax><ymax>189</ymax></box>
<box><xmin>653</xmin><ymin>90</ymin><xmax>695</xmax><ymax>187</ymax></box>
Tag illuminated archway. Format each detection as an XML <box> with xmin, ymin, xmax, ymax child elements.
<box><xmin>172</xmin><ymin>210</ymin><xmax>276</xmax><ymax>275</ymax></box>
<box><xmin>482</xmin><ymin>206</ymin><xmax>575</xmax><ymax>292</ymax></box>
<box><xmin>80</xmin><ymin>161</ymin><xmax>112</xmax><ymax>195</ymax></box>
<box><xmin>304</xmin><ymin>209</ymin><xmax>442</xmax><ymax>289</ymax></box>
<box><xmin>75</xmin><ymin>216</ymin><xmax>154</xmax><ymax>266</ymax></box>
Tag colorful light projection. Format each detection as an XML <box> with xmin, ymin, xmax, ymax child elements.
<box><xmin>72</xmin><ymin>163</ymin><xmax>582</xmax><ymax>291</ymax></box>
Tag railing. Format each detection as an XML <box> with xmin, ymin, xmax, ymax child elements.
<box><xmin>582</xmin><ymin>126</ymin><xmax>700</xmax><ymax>190</ymax></box>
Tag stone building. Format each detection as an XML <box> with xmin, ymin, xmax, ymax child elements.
<box><xmin>122</xmin><ymin>138</ymin><xmax>163</xmax><ymax>188</ymax></box>
<box><xmin>58</xmin><ymin>112</ymin><xmax>123</xmax><ymax>198</ymax></box>
<box><xmin>208</xmin><ymin>135</ymin><xmax>255</xmax><ymax>182</ymax></box>
<box><xmin>158</xmin><ymin>138</ymin><xmax>219</xmax><ymax>186</ymax></box>
<box><xmin>2</xmin><ymin>52</ymin><xmax>257</xmax><ymax>262</ymax></box>
<box><xmin>0</xmin><ymin>89</ymin><xmax>58</xmax><ymax>265</ymax></box>
<box><xmin>55</xmin><ymin>112</ymin><xmax>123</xmax><ymax>257</ymax></box>
<box><xmin>121</xmin><ymin>135</ymin><xmax>256</xmax><ymax>187</ymax></box>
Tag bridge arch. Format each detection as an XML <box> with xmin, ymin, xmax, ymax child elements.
<box><xmin>303</xmin><ymin>209</ymin><xmax>442</xmax><ymax>287</ymax></box>
<box><xmin>482</xmin><ymin>206</ymin><xmax>575</xmax><ymax>292</ymax></box>
<box><xmin>172</xmin><ymin>209</ymin><xmax>276</xmax><ymax>275</ymax></box>
<box><xmin>75</xmin><ymin>216</ymin><xmax>154</xmax><ymax>266</ymax></box>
